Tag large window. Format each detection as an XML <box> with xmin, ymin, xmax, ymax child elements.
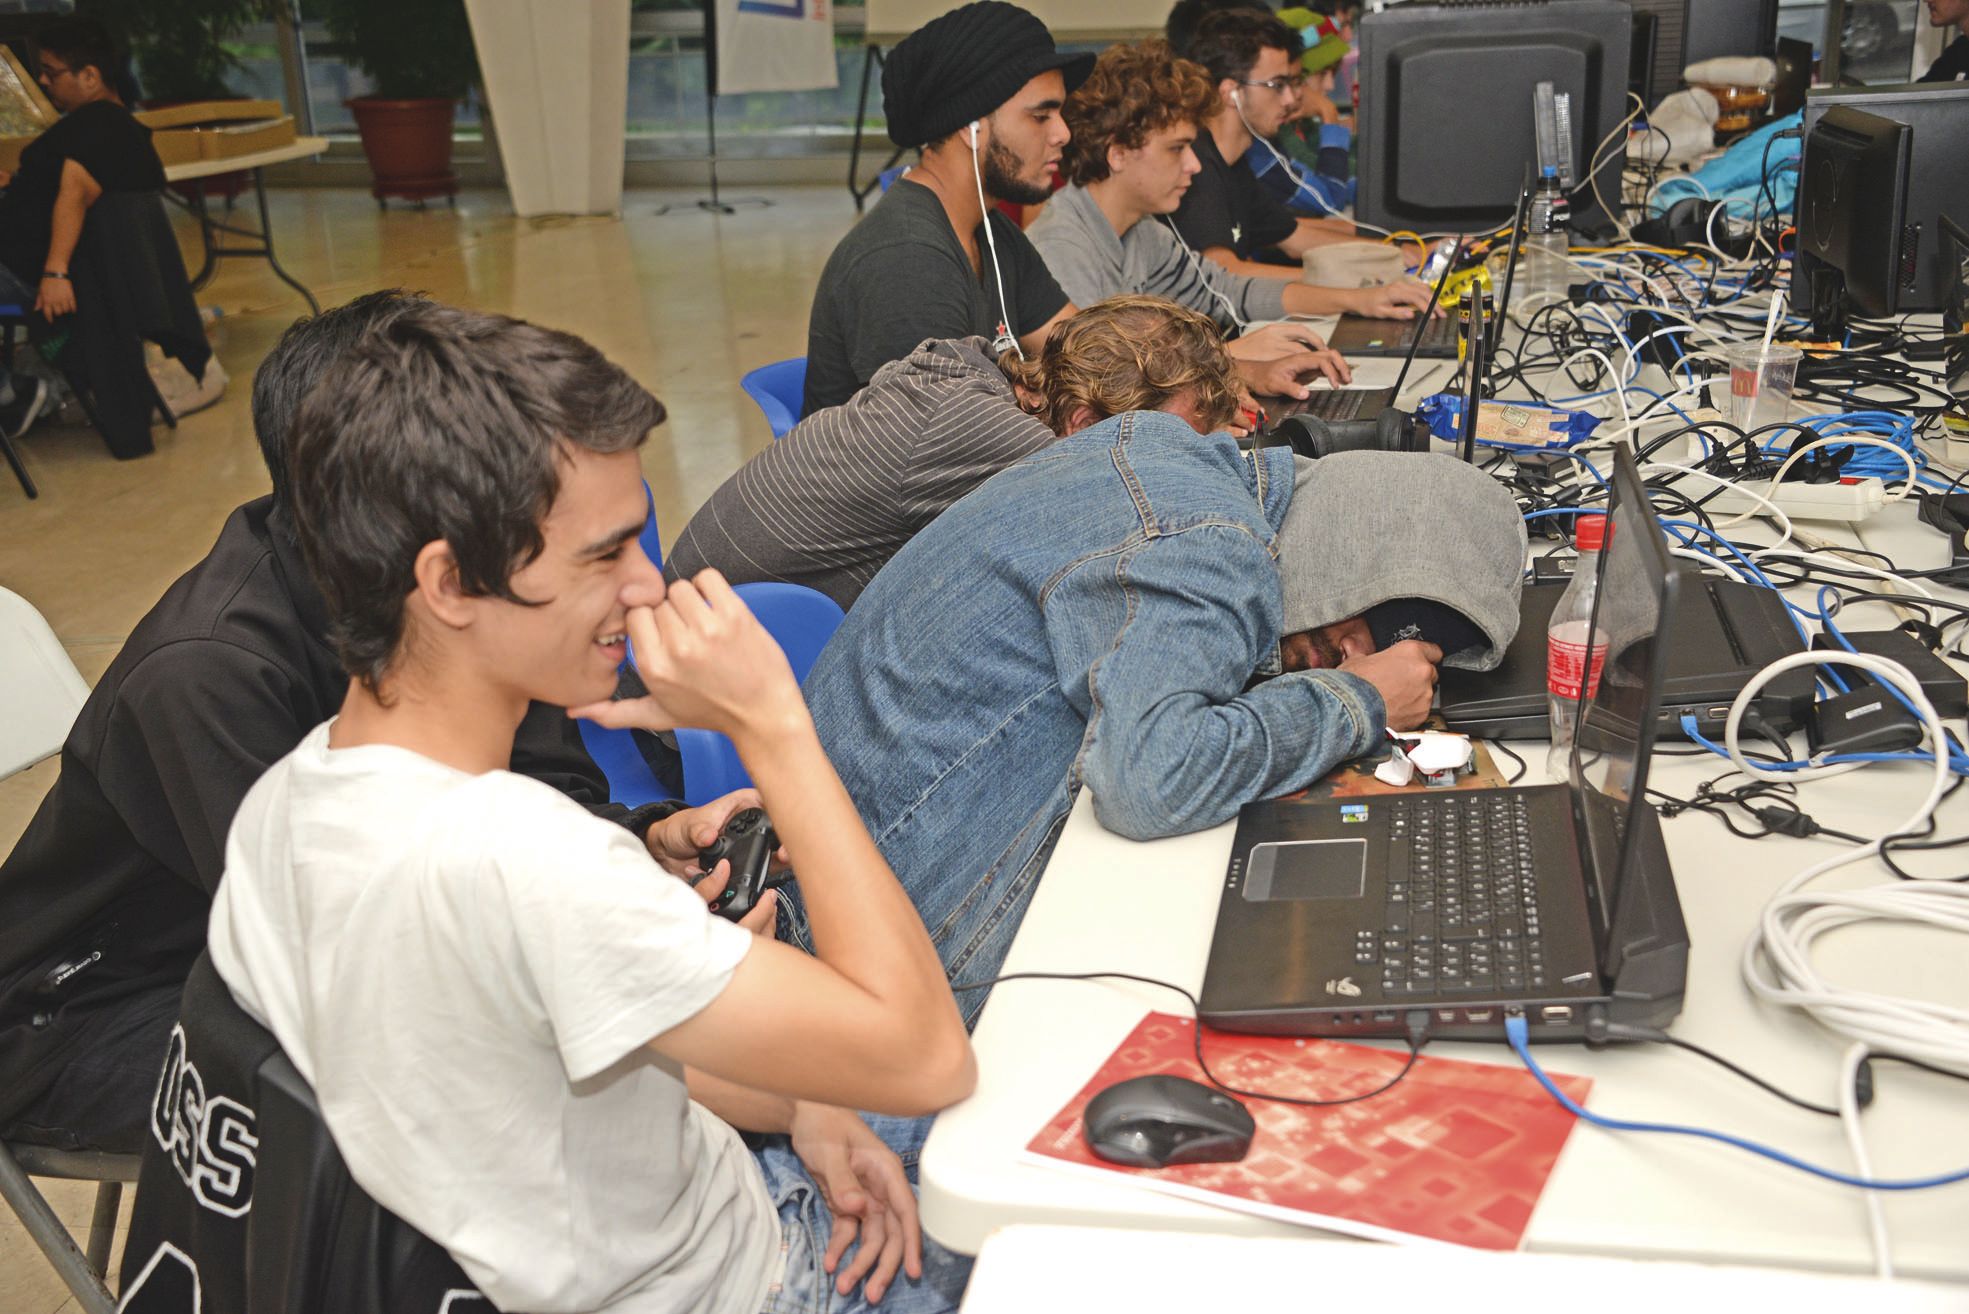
<box><xmin>1775</xmin><ymin>0</ymin><xmax>1932</xmax><ymax>82</ymax></box>
<box><xmin>207</xmin><ymin>2</ymin><xmax>879</xmax><ymax>154</ymax></box>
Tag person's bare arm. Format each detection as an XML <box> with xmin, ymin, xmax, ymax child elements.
<box><xmin>571</xmin><ymin>571</ymin><xmax>975</xmax><ymax>1118</ymax></box>
<box><xmin>1281</xmin><ymin>279</ymin><xmax>1439</xmax><ymax>319</ymax></box>
<box><xmin>37</xmin><ymin>157</ymin><xmax>101</xmax><ymax>320</ymax></box>
<box><xmin>1016</xmin><ymin>301</ymin><xmax>1076</xmax><ymax>359</ymax></box>
<box><xmin>1276</xmin><ymin>214</ymin><xmax>1360</xmax><ymax>257</ymax></box>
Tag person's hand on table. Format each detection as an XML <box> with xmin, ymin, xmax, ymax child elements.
<box><xmin>36</xmin><ymin>272</ymin><xmax>74</xmax><ymax>321</ymax></box>
<box><xmin>1234</xmin><ymin>346</ymin><xmax>1352</xmax><ymax>400</ymax></box>
<box><xmin>569</xmin><ymin>569</ymin><xmax>806</xmax><ymax>744</ymax></box>
<box><xmin>1228</xmin><ymin>320</ymin><xmax>1332</xmax><ymax>361</ymax></box>
<box><xmin>788</xmin><ymin>1102</ymin><xmax>923</xmax><ymax>1303</ymax></box>
<box><xmin>1340</xmin><ymin>640</ymin><xmax>1442</xmax><ymax>730</ymax></box>
<box><xmin>1344</xmin><ymin>279</ymin><xmax>1439</xmax><ymax>321</ymax></box>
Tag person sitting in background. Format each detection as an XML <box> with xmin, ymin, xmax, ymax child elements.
<box><xmin>1250</xmin><ymin>9</ymin><xmax>1356</xmax><ymax>218</ymax></box>
<box><xmin>0</xmin><ymin>19</ymin><xmax>160</xmax><ymax>439</ymax></box>
<box><xmin>1028</xmin><ymin>40</ymin><xmax>1421</xmax><ymax>341</ymax></box>
<box><xmin>209</xmin><ymin>300</ymin><xmax>975</xmax><ymax>1312</ymax></box>
<box><xmin>667</xmin><ymin>295</ymin><xmax>1246</xmax><ymax>609</ymax></box>
<box><xmin>0</xmin><ymin>291</ymin><xmax>739</xmax><ymax>1157</ymax></box>
<box><xmin>1171</xmin><ymin>8</ymin><xmax>1394</xmax><ymax>279</ymax></box>
<box><xmin>1919</xmin><ymin>0</ymin><xmax>1969</xmax><ymax>81</ymax></box>
<box><xmin>801</xmin><ymin>1</ymin><xmax>1089</xmax><ymax>416</ymax></box>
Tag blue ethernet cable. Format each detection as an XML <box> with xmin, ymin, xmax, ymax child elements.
<box><xmin>1503</xmin><ymin>1014</ymin><xmax>1969</xmax><ymax>1190</ymax></box>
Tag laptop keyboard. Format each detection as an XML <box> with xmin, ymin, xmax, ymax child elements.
<box><xmin>1296</xmin><ymin>388</ymin><xmax>1387</xmax><ymax>422</ymax></box>
<box><xmin>1349</xmin><ymin>793</ymin><xmax>1549</xmax><ymax>996</ymax></box>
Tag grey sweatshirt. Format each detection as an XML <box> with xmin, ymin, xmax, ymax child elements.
<box><xmin>1026</xmin><ymin>183</ymin><xmax>1289</xmax><ymax>330</ymax></box>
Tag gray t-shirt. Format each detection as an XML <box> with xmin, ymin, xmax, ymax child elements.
<box><xmin>802</xmin><ymin>178</ymin><xmax>1070</xmax><ymax>416</ymax></box>
<box><xmin>1027</xmin><ymin>183</ymin><xmax>1288</xmax><ymax>332</ymax></box>
<box><xmin>668</xmin><ymin>336</ymin><xmax>1056</xmax><ymax>609</ymax></box>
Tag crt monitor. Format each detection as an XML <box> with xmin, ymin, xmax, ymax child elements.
<box><xmin>1355</xmin><ymin>0</ymin><xmax>1632</xmax><ymax>237</ymax></box>
<box><xmin>1798</xmin><ymin>83</ymin><xmax>1969</xmax><ymax>317</ymax></box>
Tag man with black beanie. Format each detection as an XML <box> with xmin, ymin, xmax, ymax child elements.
<box><xmin>801</xmin><ymin>1</ymin><xmax>1090</xmax><ymax>416</ymax></box>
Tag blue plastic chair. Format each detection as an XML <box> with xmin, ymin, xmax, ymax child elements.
<box><xmin>675</xmin><ymin>582</ymin><xmax>845</xmax><ymax>806</ymax></box>
<box><xmin>575</xmin><ymin>480</ymin><xmax>670</xmax><ymax>807</ymax></box>
<box><xmin>739</xmin><ymin>358</ymin><xmax>807</xmax><ymax>440</ymax></box>
<box><xmin>877</xmin><ymin>164</ymin><xmax>908</xmax><ymax>193</ymax></box>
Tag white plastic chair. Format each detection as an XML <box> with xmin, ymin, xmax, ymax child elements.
<box><xmin>0</xmin><ymin>584</ymin><xmax>125</xmax><ymax>1314</ymax></box>
<box><xmin>0</xmin><ymin>584</ymin><xmax>89</xmax><ymax>778</ymax></box>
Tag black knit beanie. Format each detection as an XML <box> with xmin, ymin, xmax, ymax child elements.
<box><xmin>882</xmin><ymin>1</ymin><xmax>1094</xmax><ymax>149</ymax></box>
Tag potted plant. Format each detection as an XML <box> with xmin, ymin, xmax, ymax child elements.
<box><xmin>323</xmin><ymin>0</ymin><xmax>478</xmax><ymax>205</ymax></box>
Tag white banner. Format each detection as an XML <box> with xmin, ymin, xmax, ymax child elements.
<box><xmin>714</xmin><ymin>0</ymin><xmax>839</xmax><ymax>96</ymax></box>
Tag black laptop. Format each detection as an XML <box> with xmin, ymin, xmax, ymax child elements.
<box><xmin>1285</xmin><ymin>235</ymin><xmax>1468</xmax><ymax>424</ymax></box>
<box><xmin>1325</xmin><ymin>185</ymin><xmax>1531</xmax><ymax>360</ymax></box>
<box><xmin>1199</xmin><ymin>447</ymin><xmax>1689</xmax><ymax>1042</ymax></box>
<box><xmin>1438</xmin><ymin>568</ymin><xmax>1813</xmax><ymax>739</ymax></box>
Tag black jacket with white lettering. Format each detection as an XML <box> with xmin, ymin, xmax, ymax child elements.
<box><xmin>0</xmin><ymin>497</ymin><xmax>664</xmax><ymax>1124</ymax></box>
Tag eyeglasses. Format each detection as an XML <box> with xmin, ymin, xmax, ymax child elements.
<box><xmin>38</xmin><ymin>63</ymin><xmax>72</xmax><ymax>81</ymax></box>
<box><xmin>1239</xmin><ymin>74</ymin><xmax>1307</xmax><ymax>95</ymax></box>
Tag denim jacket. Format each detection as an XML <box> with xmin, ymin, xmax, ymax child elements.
<box><xmin>799</xmin><ymin>412</ymin><xmax>1386</xmax><ymax>1008</ymax></box>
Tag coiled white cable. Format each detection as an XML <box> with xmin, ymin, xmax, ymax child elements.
<box><xmin>1721</xmin><ymin>652</ymin><xmax>1969</xmax><ymax>1083</ymax></box>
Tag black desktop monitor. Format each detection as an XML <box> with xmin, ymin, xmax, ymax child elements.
<box><xmin>1355</xmin><ymin>0</ymin><xmax>1631</xmax><ymax>236</ymax></box>
<box><xmin>1794</xmin><ymin>105</ymin><xmax>1911</xmax><ymax>330</ymax></box>
<box><xmin>1798</xmin><ymin>83</ymin><xmax>1969</xmax><ymax>317</ymax></box>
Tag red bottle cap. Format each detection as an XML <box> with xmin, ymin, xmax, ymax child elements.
<box><xmin>1575</xmin><ymin>514</ymin><xmax>1608</xmax><ymax>552</ymax></box>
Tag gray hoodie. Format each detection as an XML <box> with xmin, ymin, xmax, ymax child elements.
<box><xmin>1274</xmin><ymin>451</ymin><xmax>1528</xmax><ymax>671</ymax></box>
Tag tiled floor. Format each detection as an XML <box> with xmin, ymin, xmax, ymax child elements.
<box><xmin>0</xmin><ymin>182</ymin><xmax>856</xmax><ymax>1311</ymax></box>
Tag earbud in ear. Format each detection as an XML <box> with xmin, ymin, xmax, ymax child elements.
<box><xmin>969</xmin><ymin>120</ymin><xmax>980</xmax><ymax>147</ymax></box>
<box><xmin>1231</xmin><ymin>88</ymin><xmax>1242</xmax><ymax>104</ymax></box>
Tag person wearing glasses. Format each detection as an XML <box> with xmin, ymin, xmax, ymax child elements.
<box><xmin>0</xmin><ymin>19</ymin><xmax>164</xmax><ymax>439</ymax></box>
<box><xmin>1170</xmin><ymin>8</ymin><xmax>1403</xmax><ymax>285</ymax></box>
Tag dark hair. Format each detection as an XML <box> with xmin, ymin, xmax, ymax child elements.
<box><xmin>1061</xmin><ymin>40</ymin><xmax>1218</xmax><ymax>186</ymax></box>
<box><xmin>251</xmin><ymin>290</ymin><xmax>428</xmax><ymax>511</ymax></box>
<box><xmin>1165</xmin><ymin>0</ymin><xmax>1270</xmax><ymax>56</ymax></box>
<box><xmin>34</xmin><ymin>19</ymin><xmax>133</xmax><ymax>100</ymax></box>
<box><xmin>1186</xmin><ymin>8</ymin><xmax>1301</xmax><ymax>85</ymax></box>
<box><xmin>287</xmin><ymin>302</ymin><xmax>666</xmax><ymax>691</ymax></box>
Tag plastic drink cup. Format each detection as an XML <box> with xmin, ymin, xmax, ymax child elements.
<box><xmin>1723</xmin><ymin>343</ymin><xmax>1802</xmax><ymax>431</ymax></box>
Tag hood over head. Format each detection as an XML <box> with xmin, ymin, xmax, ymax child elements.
<box><xmin>1273</xmin><ymin>451</ymin><xmax>1526</xmax><ymax>671</ymax></box>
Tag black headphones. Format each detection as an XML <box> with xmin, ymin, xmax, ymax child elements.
<box><xmin>1244</xmin><ymin>408</ymin><xmax>1428</xmax><ymax>461</ymax></box>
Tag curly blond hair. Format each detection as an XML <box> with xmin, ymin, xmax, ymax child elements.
<box><xmin>1061</xmin><ymin>39</ymin><xmax>1221</xmax><ymax>187</ymax></box>
<box><xmin>1000</xmin><ymin>295</ymin><xmax>1240</xmax><ymax>435</ymax></box>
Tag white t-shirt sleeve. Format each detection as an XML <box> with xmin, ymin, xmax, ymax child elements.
<box><xmin>461</xmin><ymin>774</ymin><xmax>756</xmax><ymax>1083</ymax></box>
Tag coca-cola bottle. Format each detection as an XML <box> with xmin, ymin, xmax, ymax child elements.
<box><xmin>1547</xmin><ymin>514</ymin><xmax>1608</xmax><ymax>780</ymax></box>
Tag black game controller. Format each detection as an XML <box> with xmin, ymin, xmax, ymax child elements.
<box><xmin>697</xmin><ymin>808</ymin><xmax>787</xmax><ymax>921</ymax></box>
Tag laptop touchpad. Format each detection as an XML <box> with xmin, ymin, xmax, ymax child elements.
<box><xmin>1242</xmin><ymin>839</ymin><xmax>1367</xmax><ymax>901</ymax></box>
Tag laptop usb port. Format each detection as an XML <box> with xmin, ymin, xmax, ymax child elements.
<box><xmin>1540</xmin><ymin>1005</ymin><xmax>1573</xmax><ymax>1024</ymax></box>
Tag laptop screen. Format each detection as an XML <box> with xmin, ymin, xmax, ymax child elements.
<box><xmin>1568</xmin><ymin>448</ymin><xmax>1679</xmax><ymax>975</ymax></box>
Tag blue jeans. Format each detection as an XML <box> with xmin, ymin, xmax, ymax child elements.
<box><xmin>752</xmin><ymin>1137</ymin><xmax>971</xmax><ymax>1314</ymax></box>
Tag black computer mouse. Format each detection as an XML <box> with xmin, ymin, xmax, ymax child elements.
<box><xmin>1081</xmin><ymin>1074</ymin><xmax>1255</xmax><ymax>1169</ymax></box>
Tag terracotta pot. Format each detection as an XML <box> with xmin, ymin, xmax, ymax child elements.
<box><xmin>346</xmin><ymin>96</ymin><xmax>459</xmax><ymax>205</ymax></box>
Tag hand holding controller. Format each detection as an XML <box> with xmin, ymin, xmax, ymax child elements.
<box><xmin>697</xmin><ymin>808</ymin><xmax>788</xmax><ymax>921</ymax></box>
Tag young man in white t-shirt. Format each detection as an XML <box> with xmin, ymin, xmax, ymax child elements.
<box><xmin>206</xmin><ymin>302</ymin><xmax>977</xmax><ymax>1314</ymax></box>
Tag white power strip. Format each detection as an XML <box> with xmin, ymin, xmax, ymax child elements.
<box><xmin>1704</xmin><ymin>477</ymin><xmax>1888</xmax><ymax>522</ymax></box>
